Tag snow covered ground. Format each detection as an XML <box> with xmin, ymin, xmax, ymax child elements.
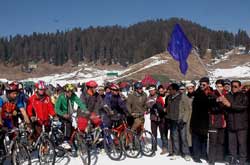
<box><xmin>210</xmin><ymin>63</ymin><xmax>250</xmax><ymax>78</ymax></box>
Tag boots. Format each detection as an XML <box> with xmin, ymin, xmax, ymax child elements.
<box><xmin>160</xmin><ymin>147</ymin><xmax>167</xmax><ymax>155</ymax></box>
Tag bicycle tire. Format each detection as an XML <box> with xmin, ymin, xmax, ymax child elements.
<box><xmin>11</xmin><ymin>142</ymin><xmax>31</xmax><ymax>165</ymax></box>
<box><xmin>76</xmin><ymin>133</ymin><xmax>91</xmax><ymax>165</ymax></box>
<box><xmin>38</xmin><ymin>136</ymin><xmax>56</xmax><ymax>165</ymax></box>
<box><xmin>139</xmin><ymin>130</ymin><xmax>156</xmax><ymax>157</ymax></box>
<box><xmin>103</xmin><ymin>129</ymin><xmax>122</xmax><ymax>161</ymax></box>
<box><xmin>120</xmin><ymin>129</ymin><xmax>141</xmax><ymax>158</ymax></box>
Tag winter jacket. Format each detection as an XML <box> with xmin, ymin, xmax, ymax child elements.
<box><xmin>150</xmin><ymin>95</ymin><xmax>166</xmax><ymax>121</ymax></box>
<box><xmin>55</xmin><ymin>93</ymin><xmax>87</xmax><ymax>116</ymax></box>
<box><xmin>208</xmin><ymin>90</ymin><xmax>227</xmax><ymax>129</ymax></box>
<box><xmin>27</xmin><ymin>94</ymin><xmax>55</xmax><ymax>125</ymax></box>
<box><xmin>225</xmin><ymin>91</ymin><xmax>249</xmax><ymax>131</ymax></box>
<box><xmin>80</xmin><ymin>92</ymin><xmax>103</xmax><ymax>114</ymax></box>
<box><xmin>190</xmin><ymin>87</ymin><xmax>213</xmax><ymax>136</ymax></box>
<box><xmin>105</xmin><ymin>94</ymin><xmax>128</xmax><ymax>115</ymax></box>
<box><xmin>127</xmin><ymin>91</ymin><xmax>147</xmax><ymax>118</ymax></box>
<box><xmin>166</xmin><ymin>93</ymin><xmax>191</xmax><ymax>123</ymax></box>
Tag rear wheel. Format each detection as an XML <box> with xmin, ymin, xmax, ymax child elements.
<box><xmin>103</xmin><ymin>130</ymin><xmax>122</xmax><ymax>160</ymax></box>
<box><xmin>120</xmin><ymin>129</ymin><xmax>141</xmax><ymax>158</ymax></box>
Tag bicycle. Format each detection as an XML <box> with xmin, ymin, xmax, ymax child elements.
<box><xmin>111</xmin><ymin>117</ymin><xmax>141</xmax><ymax>158</ymax></box>
<box><xmin>28</xmin><ymin>120</ymin><xmax>56</xmax><ymax>165</ymax></box>
<box><xmin>0</xmin><ymin>126</ymin><xmax>31</xmax><ymax>165</ymax></box>
<box><xmin>136</xmin><ymin>124</ymin><xmax>156</xmax><ymax>157</ymax></box>
<box><xmin>84</xmin><ymin>115</ymin><xmax>123</xmax><ymax>161</ymax></box>
<box><xmin>50</xmin><ymin>114</ymin><xmax>91</xmax><ymax>165</ymax></box>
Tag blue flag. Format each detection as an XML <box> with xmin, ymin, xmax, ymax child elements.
<box><xmin>167</xmin><ymin>24</ymin><xmax>192</xmax><ymax>75</ymax></box>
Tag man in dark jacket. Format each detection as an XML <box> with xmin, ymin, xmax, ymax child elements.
<box><xmin>207</xmin><ymin>79</ymin><xmax>227</xmax><ymax>165</ymax></box>
<box><xmin>220</xmin><ymin>80</ymin><xmax>249</xmax><ymax>165</ymax></box>
<box><xmin>190</xmin><ymin>77</ymin><xmax>213</xmax><ymax>163</ymax></box>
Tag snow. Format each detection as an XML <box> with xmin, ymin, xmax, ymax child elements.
<box><xmin>210</xmin><ymin>63</ymin><xmax>250</xmax><ymax>78</ymax></box>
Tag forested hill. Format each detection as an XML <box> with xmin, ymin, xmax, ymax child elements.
<box><xmin>0</xmin><ymin>17</ymin><xmax>249</xmax><ymax>67</ymax></box>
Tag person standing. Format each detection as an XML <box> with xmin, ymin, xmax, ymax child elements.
<box><xmin>220</xmin><ymin>80</ymin><xmax>249</xmax><ymax>165</ymax></box>
<box><xmin>207</xmin><ymin>79</ymin><xmax>227</xmax><ymax>165</ymax></box>
<box><xmin>190</xmin><ymin>77</ymin><xmax>213</xmax><ymax>163</ymax></box>
<box><xmin>166</xmin><ymin>83</ymin><xmax>192</xmax><ymax>161</ymax></box>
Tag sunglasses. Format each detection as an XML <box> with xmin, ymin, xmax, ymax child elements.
<box><xmin>232</xmin><ymin>85</ymin><xmax>239</xmax><ymax>88</ymax></box>
<box><xmin>200</xmin><ymin>83</ymin><xmax>207</xmax><ymax>87</ymax></box>
<box><xmin>216</xmin><ymin>85</ymin><xmax>223</xmax><ymax>88</ymax></box>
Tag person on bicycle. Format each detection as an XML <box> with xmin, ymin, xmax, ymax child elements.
<box><xmin>80</xmin><ymin>80</ymin><xmax>102</xmax><ymax>127</ymax></box>
<box><xmin>27</xmin><ymin>80</ymin><xmax>56</xmax><ymax>143</ymax></box>
<box><xmin>55</xmin><ymin>83</ymin><xmax>87</xmax><ymax>149</ymax></box>
<box><xmin>0</xmin><ymin>82</ymin><xmax>31</xmax><ymax>154</ymax></box>
<box><xmin>0</xmin><ymin>81</ymin><xmax>31</xmax><ymax>129</ymax></box>
<box><xmin>103</xmin><ymin>83</ymin><xmax>129</xmax><ymax>127</ymax></box>
<box><xmin>127</xmin><ymin>81</ymin><xmax>147</xmax><ymax>131</ymax></box>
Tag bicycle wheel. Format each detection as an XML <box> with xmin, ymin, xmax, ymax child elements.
<box><xmin>139</xmin><ymin>130</ymin><xmax>156</xmax><ymax>157</ymax></box>
<box><xmin>76</xmin><ymin>133</ymin><xmax>91</xmax><ymax>165</ymax></box>
<box><xmin>11</xmin><ymin>142</ymin><xmax>31</xmax><ymax>165</ymax></box>
<box><xmin>103</xmin><ymin>129</ymin><xmax>122</xmax><ymax>161</ymax></box>
<box><xmin>120</xmin><ymin>129</ymin><xmax>141</xmax><ymax>158</ymax></box>
<box><xmin>38</xmin><ymin>136</ymin><xmax>56</xmax><ymax>165</ymax></box>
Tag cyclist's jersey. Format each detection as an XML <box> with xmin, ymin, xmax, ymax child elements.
<box><xmin>0</xmin><ymin>95</ymin><xmax>24</xmax><ymax>129</ymax></box>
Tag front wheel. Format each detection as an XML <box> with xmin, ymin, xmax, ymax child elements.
<box><xmin>103</xmin><ymin>130</ymin><xmax>122</xmax><ymax>161</ymax></box>
<box><xmin>76</xmin><ymin>133</ymin><xmax>91</xmax><ymax>165</ymax></box>
<box><xmin>139</xmin><ymin>130</ymin><xmax>156</xmax><ymax>157</ymax></box>
<box><xmin>38</xmin><ymin>136</ymin><xmax>56</xmax><ymax>165</ymax></box>
<box><xmin>11</xmin><ymin>142</ymin><xmax>31</xmax><ymax>165</ymax></box>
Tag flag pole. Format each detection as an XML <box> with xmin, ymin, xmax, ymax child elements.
<box><xmin>192</xmin><ymin>49</ymin><xmax>209</xmax><ymax>76</ymax></box>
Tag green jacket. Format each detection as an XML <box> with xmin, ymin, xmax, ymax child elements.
<box><xmin>55</xmin><ymin>93</ymin><xmax>87</xmax><ymax>116</ymax></box>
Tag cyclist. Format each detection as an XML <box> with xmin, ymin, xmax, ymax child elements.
<box><xmin>55</xmin><ymin>83</ymin><xmax>87</xmax><ymax>149</ymax></box>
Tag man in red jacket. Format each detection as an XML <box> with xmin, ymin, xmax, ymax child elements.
<box><xmin>27</xmin><ymin>80</ymin><xmax>56</xmax><ymax>141</ymax></box>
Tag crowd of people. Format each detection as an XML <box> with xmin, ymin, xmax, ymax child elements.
<box><xmin>0</xmin><ymin>77</ymin><xmax>250</xmax><ymax>165</ymax></box>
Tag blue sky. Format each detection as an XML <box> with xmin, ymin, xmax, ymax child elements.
<box><xmin>0</xmin><ymin>0</ymin><xmax>250</xmax><ymax>37</ymax></box>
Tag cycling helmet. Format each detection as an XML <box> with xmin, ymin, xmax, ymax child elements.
<box><xmin>64</xmin><ymin>83</ymin><xmax>76</xmax><ymax>92</ymax></box>
<box><xmin>5</xmin><ymin>81</ymin><xmax>19</xmax><ymax>92</ymax></box>
<box><xmin>134</xmin><ymin>81</ymin><xmax>143</xmax><ymax>90</ymax></box>
<box><xmin>110</xmin><ymin>83</ymin><xmax>120</xmax><ymax>91</ymax></box>
<box><xmin>35</xmin><ymin>80</ymin><xmax>47</xmax><ymax>90</ymax></box>
<box><xmin>86</xmin><ymin>80</ymin><xmax>98</xmax><ymax>88</ymax></box>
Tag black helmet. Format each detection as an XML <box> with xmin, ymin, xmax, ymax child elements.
<box><xmin>134</xmin><ymin>82</ymin><xmax>143</xmax><ymax>90</ymax></box>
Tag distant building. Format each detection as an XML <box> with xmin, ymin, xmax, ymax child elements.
<box><xmin>235</xmin><ymin>45</ymin><xmax>246</xmax><ymax>55</ymax></box>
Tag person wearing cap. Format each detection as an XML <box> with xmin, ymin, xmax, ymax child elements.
<box><xmin>127</xmin><ymin>81</ymin><xmax>147</xmax><ymax>131</ymax></box>
<box><xmin>166</xmin><ymin>83</ymin><xmax>192</xmax><ymax>161</ymax></box>
<box><xmin>190</xmin><ymin>77</ymin><xmax>213</xmax><ymax>163</ymax></box>
<box><xmin>179</xmin><ymin>85</ymin><xmax>186</xmax><ymax>94</ymax></box>
<box><xmin>97</xmin><ymin>86</ymin><xmax>105</xmax><ymax>99</ymax></box>
<box><xmin>224</xmin><ymin>79</ymin><xmax>231</xmax><ymax>93</ymax></box>
<box><xmin>185</xmin><ymin>82</ymin><xmax>195</xmax><ymax>150</ymax></box>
